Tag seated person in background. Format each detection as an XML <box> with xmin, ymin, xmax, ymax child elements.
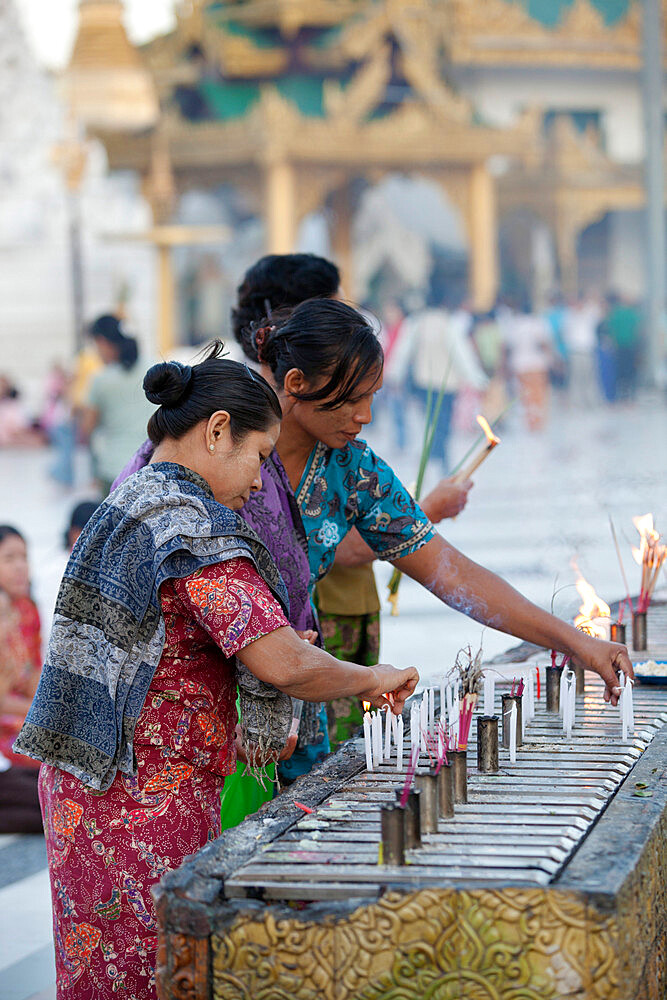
<box><xmin>0</xmin><ymin>575</ymin><xmax>42</xmax><ymax>834</ymax></box>
<box><xmin>0</xmin><ymin>526</ymin><xmax>42</xmax><ymax>768</ymax></box>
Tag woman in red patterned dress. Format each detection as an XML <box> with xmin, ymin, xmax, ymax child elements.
<box><xmin>18</xmin><ymin>349</ymin><xmax>418</xmax><ymax>1000</ymax></box>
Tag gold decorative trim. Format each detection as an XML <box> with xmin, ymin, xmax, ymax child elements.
<box><xmin>211</xmin><ymin>886</ymin><xmax>628</xmax><ymax>999</ymax></box>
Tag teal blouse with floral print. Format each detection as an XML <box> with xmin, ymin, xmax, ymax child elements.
<box><xmin>295</xmin><ymin>438</ymin><xmax>435</xmax><ymax>589</ymax></box>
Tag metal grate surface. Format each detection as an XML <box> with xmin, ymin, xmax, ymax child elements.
<box><xmin>225</xmin><ymin>608</ymin><xmax>667</xmax><ymax>902</ymax></box>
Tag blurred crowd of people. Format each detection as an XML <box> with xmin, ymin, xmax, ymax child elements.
<box><xmin>377</xmin><ymin>290</ymin><xmax>644</xmax><ymax>464</ymax></box>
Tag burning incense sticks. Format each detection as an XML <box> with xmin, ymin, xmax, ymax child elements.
<box><xmin>632</xmin><ymin>513</ymin><xmax>666</xmax><ymax>614</ymax></box>
<box><xmin>452</xmin><ymin>415</ymin><xmax>500</xmax><ymax>484</ymax></box>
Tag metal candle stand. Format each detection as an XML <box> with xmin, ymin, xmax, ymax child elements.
<box><xmin>415</xmin><ymin>770</ymin><xmax>439</xmax><ymax>834</ymax></box>
<box><xmin>395</xmin><ymin>789</ymin><xmax>422</xmax><ymax>848</ymax></box>
<box><xmin>546</xmin><ymin>665</ymin><xmax>562</xmax><ymax>712</ymax></box>
<box><xmin>437</xmin><ymin>762</ymin><xmax>454</xmax><ymax>818</ymax></box>
<box><xmin>633</xmin><ymin>612</ymin><xmax>647</xmax><ymax>651</ymax></box>
<box><xmin>610</xmin><ymin>622</ymin><xmax>626</xmax><ymax>644</ymax></box>
<box><xmin>501</xmin><ymin>694</ymin><xmax>523</xmax><ymax>747</ymax></box>
<box><xmin>477</xmin><ymin>715</ymin><xmax>499</xmax><ymax>773</ymax></box>
<box><xmin>449</xmin><ymin>750</ymin><xmax>468</xmax><ymax>803</ymax></box>
<box><xmin>380</xmin><ymin>803</ymin><xmax>405</xmax><ymax>865</ymax></box>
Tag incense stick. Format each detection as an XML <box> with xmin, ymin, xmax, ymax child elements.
<box><xmin>609</xmin><ymin>516</ymin><xmax>634</xmax><ymax>616</ymax></box>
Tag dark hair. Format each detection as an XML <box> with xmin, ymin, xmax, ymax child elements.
<box><xmin>63</xmin><ymin>501</ymin><xmax>98</xmax><ymax>548</ymax></box>
<box><xmin>143</xmin><ymin>340</ymin><xmax>282</xmax><ymax>446</ymax></box>
<box><xmin>0</xmin><ymin>525</ymin><xmax>24</xmax><ymax>546</ymax></box>
<box><xmin>233</xmin><ymin>254</ymin><xmax>340</xmax><ymax>359</ymax></box>
<box><xmin>90</xmin><ymin>314</ymin><xmax>139</xmax><ymax>371</ymax></box>
<box><xmin>252</xmin><ymin>299</ymin><xmax>383</xmax><ymax>410</ymax></box>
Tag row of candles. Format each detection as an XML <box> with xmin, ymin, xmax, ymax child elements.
<box><xmin>372</xmin><ymin>663</ymin><xmax>635</xmax><ymax>867</ymax></box>
<box><xmin>363</xmin><ymin>660</ymin><xmax>635</xmax><ymax>773</ymax></box>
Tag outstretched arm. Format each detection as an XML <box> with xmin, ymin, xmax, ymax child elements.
<box><xmin>394</xmin><ymin>533</ymin><xmax>633</xmax><ymax>704</ymax></box>
<box><xmin>237</xmin><ymin>625</ymin><xmax>418</xmax><ymax>714</ymax></box>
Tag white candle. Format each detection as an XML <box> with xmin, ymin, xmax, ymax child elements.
<box><xmin>384</xmin><ymin>705</ymin><xmax>392</xmax><ymax>760</ymax></box>
<box><xmin>449</xmin><ymin>689</ymin><xmax>460</xmax><ymax>747</ymax></box>
<box><xmin>509</xmin><ymin>701</ymin><xmax>517</xmax><ymax>763</ymax></box>
<box><xmin>525</xmin><ymin>669</ymin><xmax>535</xmax><ymax>723</ymax></box>
<box><xmin>391</xmin><ymin>710</ymin><xmax>399</xmax><ymax>743</ymax></box>
<box><xmin>373</xmin><ymin>712</ymin><xmax>383</xmax><ymax>765</ymax></box>
<box><xmin>396</xmin><ymin>715</ymin><xmax>404</xmax><ymax>771</ymax></box>
<box><xmin>626</xmin><ymin>678</ymin><xmax>634</xmax><ymax>734</ymax></box>
<box><xmin>559</xmin><ymin>666</ymin><xmax>568</xmax><ymax>719</ymax></box>
<box><xmin>483</xmin><ymin>672</ymin><xmax>494</xmax><ymax>717</ymax></box>
<box><xmin>420</xmin><ymin>694</ymin><xmax>428</xmax><ymax>752</ymax></box>
<box><xmin>411</xmin><ymin>704</ymin><xmax>420</xmax><ymax>759</ymax></box>
<box><xmin>562</xmin><ymin>670</ymin><xmax>575</xmax><ymax>738</ymax></box>
<box><xmin>363</xmin><ymin>712</ymin><xmax>373</xmax><ymax>771</ymax></box>
<box><xmin>437</xmin><ymin>714</ymin><xmax>445</xmax><ymax>758</ymax></box>
<box><xmin>440</xmin><ymin>679</ymin><xmax>446</xmax><ymax>722</ymax></box>
<box><xmin>619</xmin><ymin>674</ymin><xmax>634</xmax><ymax>740</ymax></box>
<box><xmin>428</xmin><ymin>687</ymin><xmax>435</xmax><ymax>733</ymax></box>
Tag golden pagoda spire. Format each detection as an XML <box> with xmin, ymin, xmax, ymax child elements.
<box><xmin>64</xmin><ymin>0</ymin><xmax>159</xmax><ymax>131</ymax></box>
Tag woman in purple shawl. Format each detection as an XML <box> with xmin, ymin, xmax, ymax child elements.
<box><xmin>114</xmin><ymin>255</ymin><xmax>343</xmax><ymax>796</ymax></box>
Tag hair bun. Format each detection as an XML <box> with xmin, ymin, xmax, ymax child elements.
<box><xmin>143</xmin><ymin>361</ymin><xmax>193</xmax><ymax>406</ymax></box>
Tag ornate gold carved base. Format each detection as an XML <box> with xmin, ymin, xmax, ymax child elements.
<box><xmin>210</xmin><ymin>863</ymin><xmax>666</xmax><ymax>1000</ymax></box>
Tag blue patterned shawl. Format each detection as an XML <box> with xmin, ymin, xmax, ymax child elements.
<box><xmin>14</xmin><ymin>462</ymin><xmax>288</xmax><ymax>791</ymax></box>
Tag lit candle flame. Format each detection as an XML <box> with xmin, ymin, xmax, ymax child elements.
<box><xmin>572</xmin><ymin>561</ymin><xmax>610</xmax><ymax>638</ymax></box>
<box><xmin>362</xmin><ymin>701</ymin><xmax>371</xmax><ymax>713</ymax></box>
<box><xmin>476</xmin><ymin>414</ymin><xmax>500</xmax><ymax>446</ymax></box>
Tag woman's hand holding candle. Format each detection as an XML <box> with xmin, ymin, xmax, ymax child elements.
<box><xmin>567</xmin><ymin>633</ymin><xmax>634</xmax><ymax>706</ymax></box>
<box><xmin>360</xmin><ymin>664</ymin><xmax>420</xmax><ymax>714</ymax></box>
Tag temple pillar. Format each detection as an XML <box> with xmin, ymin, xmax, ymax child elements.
<box><xmin>156</xmin><ymin>243</ymin><xmax>176</xmax><ymax>356</ymax></box>
<box><xmin>329</xmin><ymin>183</ymin><xmax>355</xmax><ymax>299</ymax></box>
<box><xmin>554</xmin><ymin>216</ymin><xmax>580</xmax><ymax>299</ymax></box>
<box><xmin>467</xmin><ymin>163</ymin><xmax>498</xmax><ymax>310</ymax></box>
<box><xmin>265</xmin><ymin>159</ymin><xmax>297</xmax><ymax>253</ymax></box>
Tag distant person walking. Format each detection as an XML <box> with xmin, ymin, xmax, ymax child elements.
<box><xmin>502</xmin><ymin>302</ymin><xmax>552</xmax><ymax>431</ymax></box>
<box><xmin>79</xmin><ymin>316</ymin><xmax>154</xmax><ymax>495</ymax></box>
<box><xmin>563</xmin><ymin>296</ymin><xmax>601</xmax><ymax>407</ymax></box>
<box><xmin>606</xmin><ymin>295</ymin><xmax>642</xmax><ymax>401</ymax></box>
<box><xmin>402</xmin><ymin>297</ymin><xmax>487</xmax><ymax>469</ymax></box>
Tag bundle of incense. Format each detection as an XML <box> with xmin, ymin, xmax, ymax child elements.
<box><xmin>399</xmin><ymin>745</ymin><xmax>420</xmax><ymax>808</ymax></box>
<box><xmin>632</xmin><ymin>514</ymin><xmax>667</xmax><ymax>613</ymax></box>
<box><xmin>457</xmin><ymin>692</ymin><xmax>478</xmax><ymax>750</ymax></box>
<box><xmin>387</xmin><ymin>371</ymin><xmax>451</xmax><ymax>615</ymax></box>
<box><xmin>451</xmin><ymin>643</ymin><xmax>484</xmax><ymax>750</ymax></box>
